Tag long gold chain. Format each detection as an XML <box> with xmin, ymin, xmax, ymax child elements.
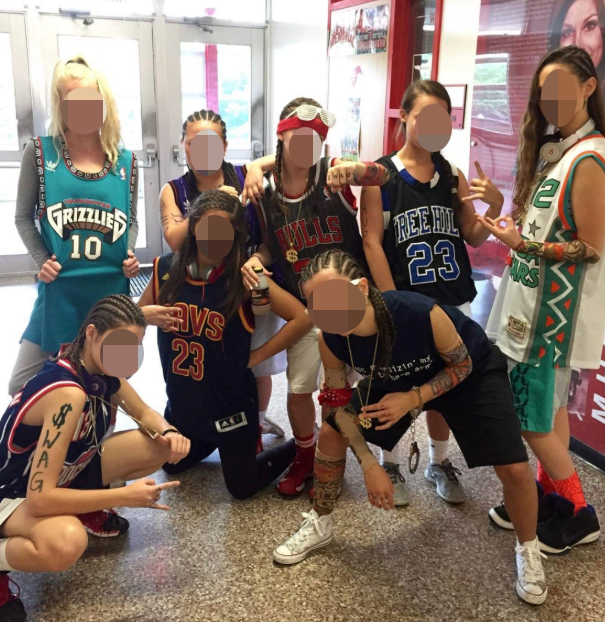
<box><xmin>346</xmin><ymin>333</ymin><xmax>379</xmax><ymax>429</ymax></box>
<box><xmin>281</xmin><ymin>173</ymin><xmax>309</xmax><ymax>263</ymax></box>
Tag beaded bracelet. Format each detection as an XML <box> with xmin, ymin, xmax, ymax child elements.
<box><xmin>318</xmin><ymin>383</ymin><xmax>353</xmax><ymax>407</ymax></box>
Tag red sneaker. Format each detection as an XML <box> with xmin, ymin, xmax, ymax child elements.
<box><xmin>277</xmin><ymin>450</ymin><xmax>314</xmax><ymax>496</ymax></box>
<box><xmin>78</xmin><ymin>508</ymin><xmax>129</xmax><ymax>538</ymax></box>
<box><xmin>0</xmin><ymin>572</ymin><xmax>26</xmax><ymax>622</ymax></box>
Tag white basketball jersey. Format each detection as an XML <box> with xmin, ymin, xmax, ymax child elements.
<box><xmin>487</xmin><ymin>131</ymin><xmax>605</xmax><ymax>369</ymax></box>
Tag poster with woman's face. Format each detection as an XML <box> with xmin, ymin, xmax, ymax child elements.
<box><xmin>468</xmin><ymin>0</ymin><xmax>605</xmax><ymax>279</ymax></box>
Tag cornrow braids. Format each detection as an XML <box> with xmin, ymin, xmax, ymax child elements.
<box><xmin>181</xmin><ymin>109</ymin><xmax>242</xmax><ymax>194</ymax></box>
<box><xmin>158</xmin><ymin>189</ymin><xmax>249</xmax><ymax>323</ymax></box>
<box><xmin>301</xmin><ymin>249</ymin><xmax>396</xmax><ymax>372</ymax></box>
<box><xmin>273</xmin><ymin>96</ymin><xmax>322</xmax><ymax>214</ymax></box>
<box><xmin>56</xmin><ymin>294</ymin><xmax>146</xmax><ymax>379</ymax></box>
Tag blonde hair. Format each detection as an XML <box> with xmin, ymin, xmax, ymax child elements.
<box><xmin>48</xmin><ymin>55</ymin><xmax>122</xmax><ymax>170</ymax></box>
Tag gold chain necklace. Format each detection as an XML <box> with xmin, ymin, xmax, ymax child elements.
<box><xmin>346</xmin><ymin>333</ymin><xmax>379</xmax><ymax>429</ymax></box>
<box><xmin>281</xmin><ymin>173</ymin><xmax>309</xmax><ymax>263</ymax></box>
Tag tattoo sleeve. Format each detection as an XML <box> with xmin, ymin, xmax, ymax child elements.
<box><xmin>516</xmin><ymin>239</ymin><xmax>600</xmax><ymax>264</ymax></box>
<box><xmin>353</xmin><ymin>162</ymin><xmax>390</xmax><ymax>187</ymax></box>
<box><xmin>330</xmin><ymin>403</ymin><xmax>378</xmax><ymax>473</ymax></box>
<box><xmin>427</xmin><ymin>338</ymin><xmax>473</xmax><ymax>400</ymax></box>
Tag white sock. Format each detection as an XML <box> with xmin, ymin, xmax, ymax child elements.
<box><xmin>259</xmin><ymin>410</ymin><xmax>267</xmax><ymax>427</ymax></box>
<box><xmin>382</xmin><ymin>444</ymin><xmax>403</xmax><ymax>464</ymax></box>
<box><xmin>0</xmin><ymin>539</ymin><xmax>15</xmax><ymax>572</ymax></box>
<box><xmin>517</xmin><ymin>537</ymin><xmax>539</xmax><ymax>548</ymax></box>
<box><xmin>429</xmin><ymin>438</ymin><xmax>449</xmax><ymax>465</ymax></box>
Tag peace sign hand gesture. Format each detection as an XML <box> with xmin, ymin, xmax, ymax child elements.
<box><xmin>461</xmin><ymin>160</ymin><xmax>503</xmax><ymax>210</ymax></box>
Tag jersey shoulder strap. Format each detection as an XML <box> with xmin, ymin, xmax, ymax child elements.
<box><xmin>152</xmin><ymin>253</ymin><xmax>174</xmax><ymax>303</ymax></box>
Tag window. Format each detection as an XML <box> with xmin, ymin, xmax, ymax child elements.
<box><xmin>164</xmin><ymin>0</ymin><xmax>266</xmax><ymax>24</ymax></box>
<box><xmin>5</xmin><ymin>0</ymin><xmax>155</xmax><ymax>16</ymax></box>
<box><xmin>0</xmin><ymin>34</ymin><xmax>19</xmax><ymax>151</ymax></box>
<box><xmin>472</xmin><ymin>54</ymin><xmax>513</xmax><ymax>134</ymax></box>
<box><xmin>412</xmin><ymin>0</ymin><xmax>437</xmax><ymax>81</ymax></box>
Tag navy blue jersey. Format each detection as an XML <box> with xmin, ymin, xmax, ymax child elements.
<box><xmin>376</xmin><ymin>152</ymin><xmax>476</xmax><ymax>306</ymax></box>
<box><xmin>0</xmin><ymin>358</ymin><xmax>114</xmax><ymax>501</ymax></box>
<box><xmin>258</xmin><ymin>156</ymin><xmax>369</xmax><ymax>303</ymax></box>
<box><xmin>322</xmin><ymin>290</ymin><xmax>491</xmax><ymax>393</ymax></box>
<box><xmin>152</xmin><ymin>254</ymin><xmax>258</xmax><ymax>442</ymax></box>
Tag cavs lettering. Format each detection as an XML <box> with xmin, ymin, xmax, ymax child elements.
<box><xmin>46</xmin><ymin>200</ymin><xmax>128</xmax><ymax>244</ymax></box>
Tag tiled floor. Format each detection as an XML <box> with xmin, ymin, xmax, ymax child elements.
<box><xmin>2</xmin><ymin>279</ymin><xmax>605</xmax><ymax>622</ymax></box>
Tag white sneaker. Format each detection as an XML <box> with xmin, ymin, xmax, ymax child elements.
<box><xmin>382</xmin><ymin>462</ymin><xmax>409</xmax><ymax>506</ymax></box>
<box><xmin>261</xmin><ymin>415</ymin><xmax>285</xmax><ymax>437</ymax></box>
<box><xmin>515</xmin><ymin>538</ymin><xmax>548</xmax><ymax>605</ymax></box>
<box><xmin>273</xmin><ymin>510</ymin><xmax>333</xmax><ymax>565</ymax></box>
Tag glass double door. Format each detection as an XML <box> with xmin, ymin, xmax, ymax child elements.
<box><xmin>0</xmin><ymin>12</ymin><xmax>265</xmax><ymax>273</ymax></box>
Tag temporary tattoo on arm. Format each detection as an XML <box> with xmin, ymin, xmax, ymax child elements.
<box><xmin>330</xmin><ymin>403</ymin><xmax>378</xmax><ymax>472</ymax></box>
<box><xmin>360</xmin><ymin>201</ymin><xmax>368</xmax><ymax>238</ymax></box>
<box><xmin>160</xmin><ymin>199</ymin><xmax>168</xmax><ymax>228</ymax></box>
<box><xmin>428</xmin><ymin>338</ymin><xmax>473</xmax><ymax>400</ymax></box>
<box><xmin>516</xmin><ymin>239</ymin><xmax>600</xmax><ymax>264</ymax></box>
<box><xmin>353</xmin><ymin>162</ymin><xmax>390</xmax><ymax>187</ymax></box>
<box><xmin>30</xmin><ymin>403</ymin><xmax>72</xmax><ymax>493</ymax></box>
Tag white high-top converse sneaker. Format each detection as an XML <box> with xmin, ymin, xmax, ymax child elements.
<box><xmin>515</xmin><ymin>538</ymin><xmax>548</xmax><ymax>605</ymax></box>
<box><xmin>273</xmin><ymin>510</ymin><xmax>333</xmax><ymax>565</ymax></box>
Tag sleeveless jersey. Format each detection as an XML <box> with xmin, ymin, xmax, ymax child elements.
<box><xmin>152</xmin><ymin>254</ymin><xmax>258</xmax><ymax>442</ymax></box>
<box><xmin>168</xmin><ymin>165</ymin><xmax>262</xmax><ymax>260</ymax></box>
<box><xmin>0</xmin><ymin>358</ymin><xmax>114</xmax><ymax>501</ymax></box>
<box><xmin>323</xmin><ymin>290</ymin><xmax>491</xmax><ymax>393</ymax></box>
<box><xmin>22</xmin><ymin>136</ymin><xmax>136</xmax><ymax>353</ymax></box>
<box><xmin>257</xmin><ymin>156</ymin><xmax>368</xmax><ymax>303</ymax></box>
<box><xmin>488</xmin><ymin>131</ymin><xmax>605</xmax><ymax>368</ymax></box>
<box><xmin>376</xmin><ymin>152</ymin><xmax>476</xmax><ymax>306</ymax></box>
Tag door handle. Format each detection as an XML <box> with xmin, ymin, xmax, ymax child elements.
<box><xmin>252</xmin><ymin>140</ymin><xmax>264</xmax><ymax>159</ymax></box>
<box><xmin>138</xmin><ymin>144</ymin><xmax>157</xmax><ymax>168</ymax></box>
<box><xmin>172</xmin><ymin>145</ymin><xmax>188</xmax><ymax>167</ymax></box>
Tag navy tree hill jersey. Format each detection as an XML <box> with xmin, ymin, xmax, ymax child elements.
<box><xmin>258</xmin><ymin>156</ymin><xmax>369</xmax><ymax>303</ymax></box>
<box><xmin>376</xmin><ymin>152</ymin><xmax>476</xmax><ymax>306</ymax></box>
<box><xmin>323</xmin><ymin>290</ymin><xmax>491</xmax><ymax>393</ymax></box>
<box><xmin>152</xmin><ymin>254</ymin><xmax>258</xmax><ymax>442</ymax></box>
<box><xmin>0</xmin><ymin>358</ymin><xmax>114</xmax><ymax>502</ymax></box>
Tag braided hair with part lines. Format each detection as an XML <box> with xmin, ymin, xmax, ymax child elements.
<box><xmin>159</xmin><ymin>189</ymin><xmax>249</xmax><ymax>322</ymax></box>
<box><xmin>396</xmin><ymin>80</ymin><xmax>461</xmax><ymax>212</ymax></box>
<box><xmin>274</xmin><ymin>96</ymin><xmax>323</xmax><ymax>214</ymax></box>
<box><xmin>181</xmin><ymin>109</ymin><xmax>242</xmax><ymax>193</ymax></box>
<box><xmin>55</xmin><ymin>294</ymin><xmax>146</xmax><ymax>379</ymax></box>
<box><xmin>301</xmin><ymin>249</ymin><xmax>396</xmax><ymax>372</ymax></box>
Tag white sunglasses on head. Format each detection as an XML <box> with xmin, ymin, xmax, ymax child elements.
<box><xmin>286</xmin><ymin>105</ymin><xmax>336</xmax><ymax>128</ymax></box>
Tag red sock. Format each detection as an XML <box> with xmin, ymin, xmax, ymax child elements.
<box><xmin>536</xmin><ymin>461</ymin><xmax>556</xmax><ymax>495</ymax></box>
<box><xmin>294</xmin><ymin>432</ymin><xmax>316</xmax><ymax>461</ymax></box>
<box><xmin>552</xmin><ymin>471</ymin><xmax>588</xmax><ymax>515</ymax></box>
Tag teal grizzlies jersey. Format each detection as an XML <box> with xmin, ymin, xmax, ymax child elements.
<box><xmin>22</xmin><ymin>136</ymin><xmax>137</xmax><ymax>353</ymax></box>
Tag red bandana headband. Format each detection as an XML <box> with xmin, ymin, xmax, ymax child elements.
<box><xmin>276</xmin><ymin>116</ymin><xmax>330</xmax><ymax>140</ymax></box>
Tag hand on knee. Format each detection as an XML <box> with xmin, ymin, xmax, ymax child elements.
<box><xmin>40</xmin><ymin>519</ymin><xmax>88</xmax><ymax>572</ymax></box>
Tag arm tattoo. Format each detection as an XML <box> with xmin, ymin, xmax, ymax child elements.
<box><xmin>360</xmin><ymin>202</ymin><xmax>368</xmax><ymax>238</ymax></box>
<box><xmin>429</xmin><ymin>338</ymin><xmax>473</xmax><ymax>400</ymax></box>
<box><xmin>353</xmin><ymin>162</ymin><xmax>390</xmax><ymax>187</ymax></box>
<box><xmin>516</xmin><ymin>239</ymin><xmax>600</xmax><ymax>264</ymax></box>
<box><xmin>329</xmin><ymin>403</ymin><xmax>377</xmax><ymax>471</ymax></box>
<box><xmin>171</xmin><ymin>214</ymin><xmax>184</xmax><ymax>225</ymax></box>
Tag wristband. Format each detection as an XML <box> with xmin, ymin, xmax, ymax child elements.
<box><xmin>514</xmin><ymin>240</ymin><xmax>527</xmax><ymax>254</ymax></box>
<box><xmin>318</xmin><ymin>383</ymin><xmax>353</xmax><ymax>407</ymax></box>
<box><xmin>161</xmin><ymin>428</ymin><xmax>180</xmax><ymax>437</ymax></box>
<box><xmin>412</xmin><ymin>386</ymin><xmax>424</xmax><ymax>411</ymax></box>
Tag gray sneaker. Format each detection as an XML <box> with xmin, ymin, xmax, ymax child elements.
<box><xmin>424</xmin><ymin>459</ymin><xmax>466</xmax><ymax>504</ymax></box>
<box><xmin>383</xmin><ymin>462</ymin><xmax>409</xmax><ymax>507</ymax></box>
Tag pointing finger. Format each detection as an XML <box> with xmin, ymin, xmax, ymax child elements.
<box><xmin>474</xmin><ymin>160</ymin><xmax>487</xmax><ymax>180</ymax></box>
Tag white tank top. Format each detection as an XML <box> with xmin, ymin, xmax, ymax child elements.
<box><xmin>487</xmin><ymin>131</ymin><xmax>605</xmax><ymax>368</ymax></box>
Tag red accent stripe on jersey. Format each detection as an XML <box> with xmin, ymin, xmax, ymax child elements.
<box><xmin>152</xmin><ymin>256</ymin><xmax>160</xmax><ymax>304</ymax></box>
<box><xmin>558</xmin><ymin>150</ymin><xmax>605</xmax><ymax>230</ymax></box>
<box><xmin>56</xmin><ymin>359</ymin><xmax>78</xmax><ymax>375</ymax></box>
<box><xmin>338</xmin><ymin>185</ymin><xmax>357</xmax><ymax>214</ymax></box>
<box><xmin>8</xmin><ymin>381</ymin><xmax>87</xmax><ymax>454</ymax></box>
<box><xmin>239</xmin><ymin>302</ymin><xmax>255</xmax><ymax>334</ymax></box>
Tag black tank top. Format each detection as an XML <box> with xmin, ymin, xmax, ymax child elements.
<box><xmin>376</xmin><ymin>152</ymin><xmax>476</xmax><ymax>306</ymax></box>
<box><xmin>258</xmin><ymin>156</ymin><xmax>368</xmax><ymax>303</ymax></box>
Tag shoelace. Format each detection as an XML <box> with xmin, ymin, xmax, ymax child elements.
<box><xmin>385</xmin><ymin>464</ymin><xmax>405</xmax><ymax>484</ymax></box>
<box><xmin>442</xmin><ymin>461</ymin><xmax>462</xmax><ymax>484</ymax></box>
<box><xmin>289</xmin><ymin>512</ymin><xmax>326</xmax><ymax>546</ymax></box>
<box><xmin>515</xmin><ymin>543</ymin><xmax>547</xmax><ymax>585</ymax></box>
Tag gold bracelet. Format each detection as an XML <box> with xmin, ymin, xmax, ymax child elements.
<box><xmin>412</xmin><ymin>386</ymin><xmax>424</xmax><ymax>411</ymax></box>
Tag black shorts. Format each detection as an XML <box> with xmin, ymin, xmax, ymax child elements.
<box><xmin>69</xmin><ymin>451</ymin><xmax>105</xmax><ymax>491</ymax></box>
<box><xmin>326</xmin><ymin>345</ymin><xmax>528</xmax><ymax>468</ymax></box>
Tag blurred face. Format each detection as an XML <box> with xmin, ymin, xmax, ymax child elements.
<box><xmin>60</xmin><ymin>79</ymin><xmax>106</xmax><ymax>135</ymax></box>
<box><xmin>183</xmin><ymin>121</ymin><xmax>227</xmax><ymax>175</ymax></box>
<box><xmin>538</xmin><ymin>63</ymin><xmax>596</xmax><ymax>127</ymax></box>
<box><xmin>194</xmin><ymin>210</ymin><xmax>234</xmax><ymax>264</ymax></box>
<box><xmin>88</xmin><ymin>325</ymin><xmax>145</xmax><ymax>378</ymax></box>
<box><xmin>278</xmin><ymin>127</ymin><xmax>324</xmax><ymax>168</ymax></box>
<box><xmin>302</xmin><ymin>269</ymin><xmax>369</xmax><ymax>336</ymax></box>
<box><xmin>399</xmin><ymin>94</ymin><xmax>452</xmax><ymax>153</ymax></box>
<box><xmin>560</xmin><ymin>0</ymin><xmax>603</xmax><ymax>69</ymax></box>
